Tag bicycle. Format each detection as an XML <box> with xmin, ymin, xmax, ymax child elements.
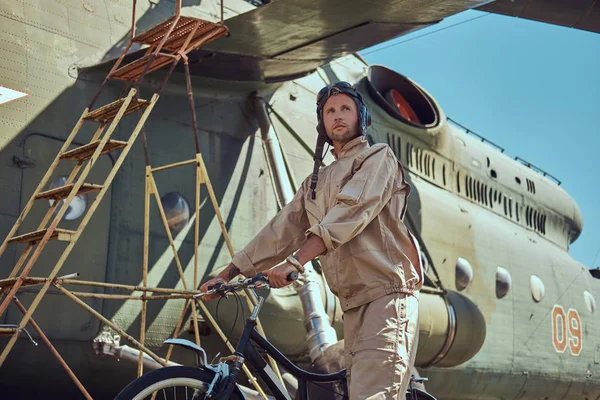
<box><xmin>115</xmin><ymin>273</ymin><xmax>438</xmax><ymax>400</ymax></box>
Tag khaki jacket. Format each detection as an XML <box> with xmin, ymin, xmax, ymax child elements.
<box><xmin>232</xmin><ymin>136</ymin><xmax>423</xmax><ymax>311</ymax></box>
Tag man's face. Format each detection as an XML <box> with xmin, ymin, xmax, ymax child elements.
<box><xmin>322</xmin><ymin>93</ymin><xmax>360</xmax><ymax>144</ymax></box>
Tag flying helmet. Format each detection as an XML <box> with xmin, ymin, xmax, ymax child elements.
<box><xmin>310</xmin><ymin>82</ymin><xmax>372</xmax><ymax>199</ymax></box>
<box><xmin>316</xmin><ymin>81</ymin><xmax>372</xmax><ymax>141</ymax></box>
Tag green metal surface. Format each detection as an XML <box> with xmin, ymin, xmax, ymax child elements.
<box><xmin>0</xmin><ymin>1</ymin><xmax>599</xmax><ymax>399</ymax></box>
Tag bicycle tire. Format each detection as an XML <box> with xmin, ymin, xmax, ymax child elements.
<box><xmin>114</xmin><ymin>366</ymin><xmax>244</xmax><ymax>400</ymax></box>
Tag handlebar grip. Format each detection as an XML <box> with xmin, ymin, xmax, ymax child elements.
<box><xmin>287</xmin><ymin>271</ymin><xmax>299</xmax><ymax>282</ymax></box>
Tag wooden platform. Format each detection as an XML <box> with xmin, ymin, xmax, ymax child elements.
<box><xmin>84</xmin><ymin>98</ymin><xmax>149</xmax><ymax>123</ymax></box>
<box><xmin>35</xmin><ymin>183</ymin><xmax>103</xmax><ymax>201</ymax></box>
<box><xmin>60</xmin><ymin>140</ymin><xmax>128</xmax><ymax>162</ymax></box>
<box><xmin>7</xmin><ymin>228</ymin><xmax>76</xmax><ymax>244</ymax></box>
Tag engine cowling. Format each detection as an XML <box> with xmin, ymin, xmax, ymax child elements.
<box><xmin>416</xmin><ymin>290</ymin><xmax>486</xmax><ymax>367</ymax></box>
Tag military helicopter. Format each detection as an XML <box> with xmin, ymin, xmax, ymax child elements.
<box><xmin>0</xmin><ymin>0</ymin><xmax>599</xmax><ymax>399</ymax></box>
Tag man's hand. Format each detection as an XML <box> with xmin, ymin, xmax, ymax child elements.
<box><xmin>199</xmin><ymin>276</ymin><xmax>227</xmax><ymax>302</ymax></box>
<box><xmin>264</xmin><ymin>262</ymin><xmax>299</xmax><ymax>288</ymax></box>
<box><xmin>199</xmin><ymin>263</ymin><xmax>243</xmax><ymax>302</ymax></box>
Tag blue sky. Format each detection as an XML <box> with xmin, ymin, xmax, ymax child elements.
<box><xmin>360</xmin><ymin>10</ymin><xmax>600</xmax><ymax>269</ymax></box>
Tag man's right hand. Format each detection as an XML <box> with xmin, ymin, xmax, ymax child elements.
<box><xmin>199</xmin><ymin>276</ymin><xmax>227</xmax><ymax>302</ymax></box>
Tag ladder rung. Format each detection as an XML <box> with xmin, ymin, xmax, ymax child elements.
<box><xmin>35</xmin><ymin>183</ymin><xmax>103</xmax><ymax>201</ymax></box>
<box><xmin>0</xmin><ymin>277</ymin><xmax>41</xmax><ymax>289</ymax></box>
<box><xmin>0</xmin><ymin>327</ymin><xmax>18</xmax><ymax>335</ymax></box>
<box><xmin>0</xmin><ymin>278</ymin><xmax>17</xmax><ymax>288</ymax></box>
<box><xmin>110</xmin><ymin>53</ymin><xmax>174</xmax><ymax>82</ymax></box>
<box><xmin>7</xmin><ymin>228</ymin><xmax>76</xmax><ymax>244</ymax></box>
<box><xmin>60</xmin><ymin>140</ymin><xmax>128</xmax><ymax>161</ymax></box>
<box><xmin>85</xmin><ymin>98</ymin><xmax>149</xmax><ymax>123</ymax></box>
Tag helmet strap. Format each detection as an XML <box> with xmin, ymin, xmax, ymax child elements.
<box><xmin>310</xmin><ymin>133</ymin><xmax>327</xmax><ymax>200</ymax></box>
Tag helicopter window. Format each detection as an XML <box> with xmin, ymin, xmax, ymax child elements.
<box><xmin>496</xmin><ymin>267</ymin><xmax>512</xmax><ymax>299</ymax></box>
<box><xmin>161</xmin><ymin>192</ymin><xmax>190</xmax><ymax>234</ymax></box>
<box><xmin>530</xmin><ymin>275</ymin><xmax>545</xmax><ymax>303</ymax></box>
<box><xmin>455</xmin><ymin>257</ymin><xmax>473</xmax><ymax>291</ymax></box>
<box><xmin>47</xmin><ymin>176</ymin><xmax>88</xmax><ymax>221</ymax></box>
<box><xmin>584</xmin><ymin>291</ymin><xmax>596</xmax><ymax>314</ymax></box>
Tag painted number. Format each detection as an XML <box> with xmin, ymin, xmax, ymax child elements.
<box><xmin>552</xmin><ymin>305</ymin><xmax>582</xmax><ymax>356</ymax></box>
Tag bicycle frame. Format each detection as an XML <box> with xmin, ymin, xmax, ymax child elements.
<box><xmin>217</xmin><ymin>295</ymin><xmax>346</xmax><ymax>400</ymax></box>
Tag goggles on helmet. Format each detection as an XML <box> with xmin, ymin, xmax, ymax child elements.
<box><xmin>316</xmin><ymin>81</ymin><xmax>362</xmax><ymax>110</ymax></box>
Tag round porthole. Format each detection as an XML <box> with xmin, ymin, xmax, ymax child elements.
<box><xmin>48</xmin><ymin>176</ymin><xmax>87</xmax><ymax>221</ymax></box>
<box><xmin>584</xmin><ymin>291</ymin><xmax>596</xmax><ymax>314</ymax></box>
<box><xmin>161</xmin><ymin>192</ymin><xmax>190</xmax><ymax>234</ymax></box>
<box><xmin>496</xmin><ymin>267</ymin><xmax>511</xmax><ymax>299</ymax></box>
<box><xmin>530</xmin><ymin>275</ymin><xmax>545</xmax><ymax>303</ymax></box>
<box><xmin>455</xmin><ymin>257</ymin><xmax>473</xmax><ymax>291</ymax></box>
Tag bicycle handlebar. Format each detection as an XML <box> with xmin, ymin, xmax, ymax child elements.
<box><xmin>196</xmin><ymin>272</ymin><xmax>299</xmax><ymax>298</ymax></box>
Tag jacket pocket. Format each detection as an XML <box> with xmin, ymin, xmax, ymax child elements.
<box><xmin>337</xmin><ymin>179</ymin><xmax>366</xmax><ymax>204</ymax></box>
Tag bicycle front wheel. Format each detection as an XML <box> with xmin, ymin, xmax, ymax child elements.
<box><xmin>114</xmin><ymin>366</ymin><xmax>244</xmax><ymax>400</ymax></box>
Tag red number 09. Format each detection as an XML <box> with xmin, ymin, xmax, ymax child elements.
<box><xmin>552</xmin><ymin>305</ymin><xmax>582</xmax><ymax>356</ymax></box>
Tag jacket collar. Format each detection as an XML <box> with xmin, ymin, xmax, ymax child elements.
<box><xmin>331</xmin><ymin>135</ymin><xmax>369</xmax><ymax>160</ymax></box>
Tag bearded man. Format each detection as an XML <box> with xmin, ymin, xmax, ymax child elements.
<box><xmin>202</xmin><ymin>82</ymin><xmax>423</xmax><ymax>399</ymax></box>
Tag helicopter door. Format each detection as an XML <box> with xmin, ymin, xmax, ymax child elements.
<box><xmin>7</xmin><ymin>134</ymin><xmax>113</xmax><ymax>341</ymax></box>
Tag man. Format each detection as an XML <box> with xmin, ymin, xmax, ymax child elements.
<box><xmin>201</xmin><ymin>82</ymin><xmax>423</xmax><ymax>399</ymax></box>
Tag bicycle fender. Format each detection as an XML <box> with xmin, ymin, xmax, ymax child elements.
<box><xmin>164</xmin><ymin>338</ymin><xmax>210</xmax><ymax>368</ymax></box>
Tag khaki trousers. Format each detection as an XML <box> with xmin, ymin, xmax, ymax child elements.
<box><xmin>343</xmin><ymin>292</ymin><xmax>419</xmax><ymax>400</ymax></box>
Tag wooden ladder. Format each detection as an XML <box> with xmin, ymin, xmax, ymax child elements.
<box><xmin>0</xmin><ymin>3</ymin><xmax>229</xmax><ymax>397</ymax></box>
<box><xmin>0</xmin><ymin>89</ymin><xmax>159</xmax><ymax>365</ymax></box>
